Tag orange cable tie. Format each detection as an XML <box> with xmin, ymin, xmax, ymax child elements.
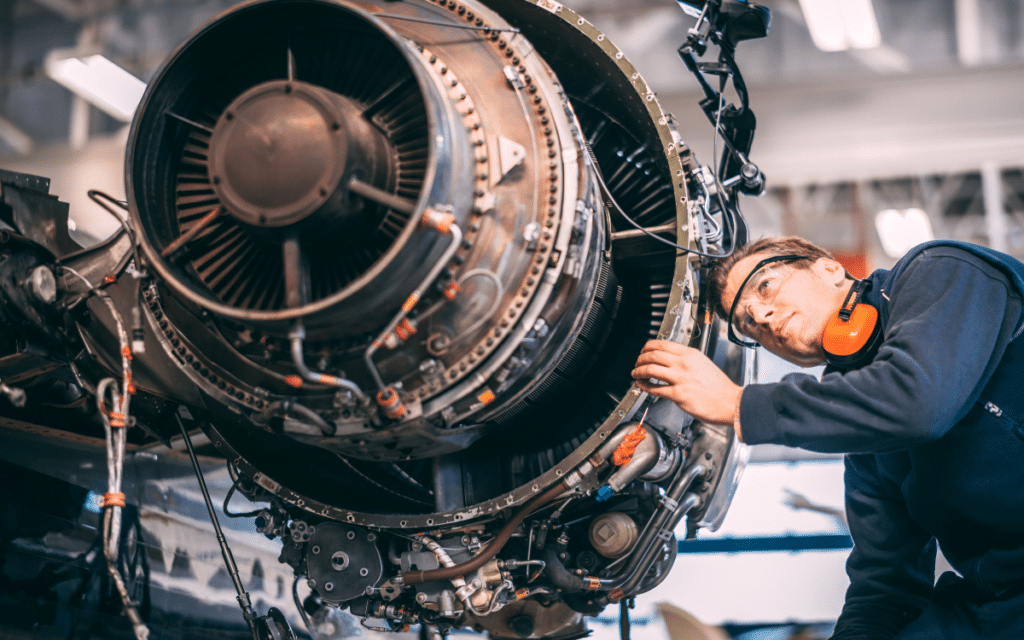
<box><xmin>102</xmin><ymin>492</ymin><xmax>126</xmax><ymax>508</ymax></box>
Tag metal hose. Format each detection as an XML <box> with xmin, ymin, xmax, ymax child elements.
<box><xmin>593</xmin><ymin>463</ymin><xmax>705</xmax><ymax>593</ymax></box>
<box><xmin>402</xmin><ymin>479</ymin><xmax>570</xmax><ymax>586</ymax></box>
<box><xmin>258</xmin><ymin>399</ymin><xmax>336</xmax><ymax>436</ymax></box>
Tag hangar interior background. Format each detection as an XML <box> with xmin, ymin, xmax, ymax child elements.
<box><xmin>0</xmin><ymin>0</ymin><xmax>1022</xmax><ymax>638</ymax></box>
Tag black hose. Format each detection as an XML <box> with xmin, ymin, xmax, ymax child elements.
<box><xmin>540</xmin><ymin>544</ymin><xmax>585</xmax><ymax>592</ymax></box>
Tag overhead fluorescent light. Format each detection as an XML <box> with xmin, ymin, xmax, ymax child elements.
<box><xmin>798</xmin><ymin>0</ymin><xmax>881</xmax><ymax>52</ymax></box>
<box><xmin>875</xmin><ymin>208</ymin><xmax>934</xmax><ymax>258</ymax></box>
<box><xmin>45</xmin><ymin>53</ymin><xmax>146</xmax><ymax>123</ymax></box>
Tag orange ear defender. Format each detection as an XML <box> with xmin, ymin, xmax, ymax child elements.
<box><xmin>822</xmin><ymin>279</ymin><xmax>883</xmax><ymax>369</ymax></box>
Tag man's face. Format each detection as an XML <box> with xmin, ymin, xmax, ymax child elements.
<box><xmin>722</xmin><ymin>253</ymin><xmax>850</xmax><ymax>367</ymax></box>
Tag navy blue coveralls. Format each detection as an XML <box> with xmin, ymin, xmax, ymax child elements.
<box><xmin>738</xmin><ymin>241</ymin><xmax>1024</xmax><ymax>639</ymax></box>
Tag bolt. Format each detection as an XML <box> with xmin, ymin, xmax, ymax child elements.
<box><xmin>704</xmin><ymin>452</ymin><xmax>712</xmax><ymax>460</ymax></box>
<box><xmin>416</xmin><ymin>592</ymin><xmax>428</xmax><ymax>604</ymax></box>
<box><xmin>311</xmin><ymin>545</ymin><xmax>320</xmax><ymax>554</ymax></box>
<box><xmin>324</xmin><ymin>582</ymin><xmax>334</xmax><ymax>592</ymax></box>
<box><xmin>360</xmin><ymin>568</ymin><xmax>369</xmax><ymax>577</ymax></box>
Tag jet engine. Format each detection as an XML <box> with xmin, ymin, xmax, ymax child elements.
<box><xmin>0</xmin><ymin>0</ymin><xmax>765</xmax><ymax>637</ymax></box>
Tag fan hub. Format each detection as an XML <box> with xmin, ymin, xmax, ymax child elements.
<box><xmin>208</xmin><ymin>80</ymin><xmax>350</xmax><ymax>228</ymax></box>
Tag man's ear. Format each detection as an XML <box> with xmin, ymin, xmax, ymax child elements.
<box><xmin>812</xmin><ymin>258</ymin><xmax>848</xmax><ymax>287</ymax></box>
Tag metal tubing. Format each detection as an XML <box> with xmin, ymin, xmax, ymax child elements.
<box><xmin>364</xmin><ymin>219</ymin><xmax>462</xmax><ymax>392</ymax></box>
<box><xmin>616</xmin><ymin>492</ymin><xmax>700</xmax><ymax>595</ymax></box>
<box><xmin>420</xmin><ymin>535</ymin><xmax>477</xmax><ymax>613</ymax></box>
<box><xmin>595</xmin><ymin>463</ymin><xmax>705</xmax><ymax>593</ymax></box>
<box><xmin>402</xmin><ymin>478</ymin><xmax>568</xmax><ymax>586</ymax></box>
<box><xmin>259</xmin><ymin>399</ymin><xmax>337</xmax><ymax>436</ymax></box>
<box><xmin>288</xmin><ymin>322</ymin><xmax>370</xmax><ymax>406</ymax></box>
<box><xmin>605</xmin><ymin>429</ymin><xmax>667</xmax><ymax>493</ymax></box>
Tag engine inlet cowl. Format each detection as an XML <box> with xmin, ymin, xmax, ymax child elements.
<box><xmin>124</xmin><ymin>0</ymin><xmax>706</xmax><ymax>534</ymax></box>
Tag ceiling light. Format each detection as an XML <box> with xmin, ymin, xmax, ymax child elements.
<box><xmin>45</xmin><ymin>53</ymin><xmax>146</xmax><ymax>123</ymax></box>
<box><xmin>875</xmin><ymin>208</ymin><xmax>934</xmax><ymax>258</ymax></box>
<box><xmin>798</xmin><ymin>0</ymin><xmax>881</xmax><ymax>52</ymax></box>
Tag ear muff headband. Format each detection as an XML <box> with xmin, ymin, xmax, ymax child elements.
<box><xmin>822</xmin><ymin>279</ymin><xmax>883</xmax><ymax>368</ymax></box>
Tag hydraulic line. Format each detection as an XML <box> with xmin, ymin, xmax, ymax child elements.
<box><xmin>78</xmin><ymin>268</ymin><xmax>148</xmax><ymax>640</ymax></box>
<box><xmin>364</xmin><ymin>211</ymin><xmax>462</xmax><ymax>394</ymax></box>
<box><xmin>614</xmin><ymin>492</ymin><xmax>700</xmax><ymax>596</ymax></box>
<box><xmin>591</xmin><ymin>463</ymin><xmax>705</xmax><ymax>594</ymax></box>
<box><xmin>288</xmin><ymin>321</ymin><xmax>370</xmax><ymax>407</ymax></box>
<box><xmin>420</xmin><ymin>534</ymin><xmax>477</xmax><ymax>611</ymax></box>
<box><xmin>292</xmin><ymin>575</ymin><xmax>319</xmax><ymax>640</ymax></box>
<box><xmin>402</xmin><ymin>479</ymin><xmax>570</xmax><ymax>586</ymax></box>
<box><xmin>258</xmin><ymin>398</ymin><xmax>337</xmax><ymax>436</ymax></box>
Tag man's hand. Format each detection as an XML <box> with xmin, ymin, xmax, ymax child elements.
<box><xmin>631</xmin><ymin>340</ymin><xmax>743</xmax><ymax>427</ymax></box>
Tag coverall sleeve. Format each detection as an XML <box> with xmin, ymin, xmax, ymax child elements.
<box><xmin>830</xmin><ymin>454</ymin><xmax>935</xmax><ymax>640</ymax></box>
<box><xmin>739</xmin><ymin>250</ymin><xmax>1020</xmax><ymax>453</ymax></box>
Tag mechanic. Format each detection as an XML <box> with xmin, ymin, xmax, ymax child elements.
<box><xmin>631</xmin><ymin>236</ymin><xmax>1024</xmax><ymax>640</ymax></box>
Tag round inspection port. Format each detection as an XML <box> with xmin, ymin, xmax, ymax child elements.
<box><xmin>331</xmin><ymin>551</ymin><xmax>350</xmax><ymax>571</ymax></box>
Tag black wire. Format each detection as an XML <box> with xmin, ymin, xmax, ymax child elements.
<box><xmin>619</xmin><ymin>599</ymin><xmax>631</xmax><ymax>640</ymax></box>
<box><xmin>223</xmin><ymin>476</ymin><xmax>266</xmax><ymax>518</ymax></box>
<box><xmin>601</xmin><ymin>39</ymin><xmax>745</xmax><ymax>260</ymax></box>
<box><xmin>86</xmin><ymin>190</ymin><xmax>143</xmax><ymax>269</ymax></box>
<box><xmin>595</xmin><ymin>153</ymin><xmax>734</xmax><ymax>259</ymax></box>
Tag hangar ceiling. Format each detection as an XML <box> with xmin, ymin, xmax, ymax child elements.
<box><xmin>1</xmin><ymin>0</ymin><xmax>1022</xmax><ymax>249</ymax></box>
<box><xmin>1</xmin><ymin>0</ymin><xmax>1022</xmax><ymax>163</ymax></box>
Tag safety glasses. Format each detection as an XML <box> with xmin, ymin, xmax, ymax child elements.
<box><xmin>726</xmin><ymin>254</ymin><xmax>809</xmax><ymax>347</ymax></box>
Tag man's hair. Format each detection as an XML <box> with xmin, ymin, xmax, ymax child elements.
<box><xmin>707</xmin><ymin>236</ymin><xmax>836</xmax><ymax>319</ymax></box>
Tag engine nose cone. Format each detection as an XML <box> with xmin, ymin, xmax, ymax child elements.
<box><xmin>209</xmin><ymin>80</ymin><xmax>348</xmax><ymax>227</ymax></box>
